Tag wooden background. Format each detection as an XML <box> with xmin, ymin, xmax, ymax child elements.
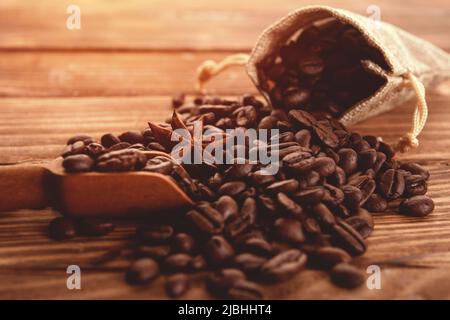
<box><xmin>0</xmin><ymin>0</ymin><xmax>449</xmax><ymax>299</ymax></box>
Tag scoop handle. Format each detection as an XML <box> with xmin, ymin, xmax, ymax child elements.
<box><xmin>0</xmin><ymin>164</ymin><xmax>49</xmax><ymax>212</ymax></box>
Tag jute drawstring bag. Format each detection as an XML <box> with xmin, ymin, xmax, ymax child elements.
<box><xmin>196</xmin><ymin>5</ymin><xmax>450</xmax><ymax>153</ymax></box>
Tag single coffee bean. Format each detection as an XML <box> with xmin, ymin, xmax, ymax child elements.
<box><xmin>66</xmin><ymin>135</ymin><xmax>93</xmax><ymax>145</ymax></box>
<box><xmin>137</xmin><ymin>224</ymin><xmax>174</xmax><ymax>243</ymax></box>
<box><xmin>190</xmin><ymin>255</ymin><xmax>207</xmax><ymax>271</ymax></box>
<box><xmin>313</xmin><ymin>157</ymin><xmax>336</xmax><ymax>177</ymax></box>
<box><xmin>404</xmin><ymin>175</ymin><xmax>428</xmax><ymax>197</ymax></box>
<box><xmin>101</xmin><ymin>133</ymin><xmax>121</xmax><ymax>148</ymax></box>
<box><xmin>143</xmin><ymin>157</ymin><xmax>173</xmax><ymax>175</ymax></box>
<box><xmin>233</xmin><ymin>253</ymin><xmax>268</xmax><ymax>272</ymax></box>
<box><xmin>399</xmin><ymin>195</ymin><xmax>434</xmax><ymax>217</ymax></box>
<box><xmin>260</xmin><ymin>249</ymin><xmax>307</xmax><ymax>282</ymax></box>
<box><xmin>217</xmin><ymin>181</ymin><xmax>247</xmax><ymax>197</ymax></box>
<box><xmin>276</xmin><ymin>192</ymin><xmax>305</xmax><ymax>219</ymax></box>
<box><xmin>312</xmin><ymin>203</ymin><xmax>337</xmax><ymax>226</ymax></box>
<box><xmin>206</xmin><ymin>268</ymin><xmax>246</xmax><ymax>295</ymax></box>
<box><xmin>166</xmin><ymin>273</ymin><xmax>189</xmax><ymax>298</ymax></box>
<box><xmin>126</xmin><ymin>258</ymin><xmax>159</xmax><ymax>285</ymax></box>
<box><xmin>225</xmin><ymin>163</ymin><xmax>255</xmax><ymax>179</ymax></box>
<box><xmin>331</xmin><ymin>220</ymin><xmax>367</xmax><ymax>256</ymax></box>
<box><xmin>226</xmin><ymin>280</ymin><xmax>264</xmax><ymax>300</ymax></box>
<box><xmin>364</xmin><ymin>193</ymin><xmax>387</xmax><ymax>212</ymax></box>
<box><xmin>330</xmin><ymin>263</ymin><xmax>365</xmax><ymax>288</ymax></box>
<box><xmin>172</xmin><ymin>233</ymin><xmax>196</xmax><ymax>254</ymax></box>
<box><xmin>85</xmin><ymin>143</ymin><xmax>105</xmax><ymax>158</ymax></box>
<box><xmin>76</xmin><ymin>218</ymin><xmax>115</xmax><ymax>237</ymax></box>
<box><xmin>345</xmin><ymin>209</ymin><xmax>374</xmax><ymax>239</ymax></box>
<box><xmin>186</xmin><ymin>206</ymin><xmax>224</xmax><ymax>235</ymax></box>
<box><xmin>338</xmin><ymin>148</ymin><xmax>358</xmax><ymax>175</ymax></box>
<box><xmin>274</xmin><ymin>218</ymin><xmax>306</xmax><ymax>244</ymax></box>
<box><xmin>96</xmin><ymin>149</ymin><xmax>147</xmax><ymax>172</ymax></box>
<box><xmin>240</xmin><ymin>237</ymin><xmax>273</xmax><ymax>257</ymax></box>
<box><xmin>378</xmin><ymin>169</ymin><xmax>405</xmax><ymax>200</ymax></box>
<box><xmin>358</xmin><ymin>148</ymin><xmax>377</xmax><ymax>170</ymax></box>
<box><xmin>400</xmin><ymin>162</ymin><xmax>430</xmax><ymax>180</ymax></box>
<box><xmin>266</xmin><ymin>179</ymin><xmax>299</xmax><ymax>194</ymax></box>
<box><xmin>342</xmin><ymin>185</ymin><xmax>363</xmax><ymax>211</ymax></box>
<box><xmin>164</xmin><ymin>253</ymin><xmax>193</xmax><ymax>272</ymax></box>
<box><xmin>215</xmin><ymin>196</ymin><xmax>239</xmax><ymax>221</ymax></box>
<box><xmin>309</xmin><ymin>246</ymin><xmax>352</xmax><ymax>270</ymax></box>
<box><xmin>135</xmin><ymin>245</ymin><xmax>171</xmax><ymax>259</ymax></box>
<box><xmin>119</xmin><ymin>131</ymin><xmax>144</xmax><ymax>144</ymax></box>
<box><xmin>204</xmin><ymin>236</ymin><xmax>235</xmax><ymax>266</ymax></box>
<box><xmin>293</xmin><ymin>187</ymin><xmax>325</xmax><ymax>204</ymax></box>
<box><xmin>62</xmin><ymin>154</ymin><xmax>94</xmax><ymax>173</ymax></box>
<box><xmin>48</xmin><ymin>217</ymin><xmax>77</xmax><ymax>240</ymax></box>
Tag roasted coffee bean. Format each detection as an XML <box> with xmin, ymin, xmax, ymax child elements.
<box><xmin>67</xmin><ymin>135</ymin><xmax>93</xmax><ymax>145</ymax></box>
<box><xmin>378</xmin><ymin>141</ymin><xmax>395</xmax><ymax>159</ymax></box>
<box><xmin>240</xmin><ymin>237</ymin><xmax>273</xmax><ymax>256</ymax></box>
<box><xmin>135</xmin><ymin>245</ymin><xmax>171</xmax><ymax>259</ymax></box>
<box><xmin>143</xmin><ymin>157</ymin><xmax>174</xmax><ymax>175</ymax></box>
<box><xmin>233</xmin><ymin>253</ymin><xmax>267</xmax><ymax>272</ymax></box>
<box><xmin>190</xmin><ymin>255</ymin><xmax>207</xmax><ymax>271</ymax></box>
<box><xmin>186</xmin><ymin>203</ymin><xmax>224</xmax><ymax>234</ymax></box>
<box><xmin>312</xmin><ymin>203</ymin><xmax>337</xmax><ymax>226</ymax></box>
<box><xmin>313</xmin><ymin>157</ymin><xmax>336</xmax><ymax>176</ymax></box>
<box><xmin>225</xmin><ymin>163</ymin><xmax>254</xmax><ymax>179</ymax></box>
<box><xmin>342</xmin><ymin>185</ymin><xmax>362</xmax><ymax>211</ymax></box>
<box><xmin>363</xmin><ymin>135</ymin><xmax>380</xmax><ymax>149</ymax></box>
<box><xmin>266</xmin><ymin>179</ymin><xmax>299</xmax><ymax>194</ymax></box>
<box><xmin>166</xmin><ymin>273</ymin><xmax>189</xmax><ymax>298</ymax></box>
<box><xmin>399</xmin><ymin>195</ymin><xmax>434</xmax><ymax>217</ymax></box>
<box><xmin>294</xmin><ymin>129</ymin><xmax>312</xmax><ymax>147</ymax></box>
<box><xmin>172</xmin><ymin>233</ymin><xmax>196</xmax><ymax>254</ymax></box>
<box><xmin>328</xmin><ymin>166</ymin><xmax>346</xmax><ymax>186</ymax></box>
<box><xmin>62</xmin><ymin>154</ymin><xmax>94</xmax><ymax>173</ymax></box>
<box><xmin>137</xmin><ymin>224</ymin><xmax>174</xmax><ymax>243</ymax></box>
<box><xmin>48</xmin><ymin>217</ymin><xmax>77</xmax><ymax>240</ymax></box>
<box><xmin>126</xmin><ymin>258</ymin><xmax>159</xmax><ymax>285</ymax></box>
<box><xmin>330</xmin><ymin>263</ymin><xmax>365</xmax><ymax>288</ymax></box>
<box><xmin>101</xmin><ymin>133</ymin><xmax>121</xmax><ymax>148</ymax></box>
<box><xmin>164</xmin><ymin>253</ymin><xmax>193</xmax><ymax>272</ymax></box>
<box><xmin>293</xmin><ymin>187</ymin><xmax>325</xmax><ymax>204</ymax></box>
<box><xmin>260</xmin><ymin>249</ymin><xmax>307</xmax><ymax>282</ymax></box>
<box><xmin>96</xmin><ymin>149</ymin><xmax>147</xmax><ymax>172</ymax></box>
<box><xmin>217</xmin><ymin>181</ymin><xmax>247</xmax><ymax>197</ymax></box>
<box><xmin>204</xmin><ymin>236</ymin><xmax>235</xmax><ymax>266</ymax></box>
<box><xmin>215</xmin><ymin>196</ymin><xmax>239</xmax><ymax>221</ymax></box>
<box><xmin>404</xmin><ymin>175</ymin><xmax>428</xmax><ymax>196</ymax></box>
<box><xmin>364</xmin><ymin>193</ymin><xmax>387</xmax><ymax>212</ymax></box>
<box><xmin>85</xmin><ymin>143</ymin><xmax>105</xmax><ymax>158</ymax></box>
<box><xmin>119</xmin><ymin>131</ymin><xmax>144</xmax><ymax>144</ymax></box>
<box><xmin>331</xmin><ymin>220</ymin><xmax>367</xmax><ymax>256</ymax></box>
<box><xmin>276</xmin><ymin>192</ymin><xmax>304</xmax><ymax>219</ymax></box>
<box><xmin>302</xmin><ymin>217</ymin><xmax>322</xmax><ymax>234</ymax></box>
<box><xmin>358</xmin><ymin>148</ymin><xmax>377</xmax><ymax>170</ymax></box>
<box><xmin>274</xmin><ymin>218</ymin><xmax>305</xmax><ymax>244</ymax></box>
<box><xmin>107</xmin><ymin>141</ymin><xmax>131</xmax><ymax>152</ymax></box>
<box><xmin>308</xmin><ymin>246</ymin><xmax>352</xmax><ymax>270</ymax></box>
<box><xmin>206</xmin><ymin>268</ymin><xmax>246</xmax><ymax>294</ymax></box>
<box><xmin>345</xmin><ymin>209</ymin><xmax>374</xmax><ymax>239</ymax></box>
<box><xmin>378</xmin><ymin>169</ymin><xmax>405</xmax><ymax>200</ymax></box>
<box><xmin>226</xmin><ymin>280</ymin><xmax>264</xmax><ymax>300</ymax></box>
<box><xmin>338</xmin><ymin>148</ymin><xmax>358</xmax><ymax>175</ymax></box>
<box><xmin>283</xmin><ymin>88</ymin><xmax>311</xmax><ymax>109</ymax></box>
<box><xmin>76</xmin><ymin>218</ymin><xmax>115</xmax><ymax>237</ymax></box>
<box><xmin>240</xmin><ymin>197</ymin><xmax>257</xmax><ymax>224</ymax></box>
<box><xmin>322</xmin><ymin>184</ymin><xmax>345</xmax><ymax>205</ymax></box>
<box><xmin>249</xmin><ymin>170</ymin><xmax>276</xmax><ymax>186</ymax></box>
<box><xmin>400</xmin><ymin>162</ymin><xmax>429</xmax><ymax>180</ymax></box>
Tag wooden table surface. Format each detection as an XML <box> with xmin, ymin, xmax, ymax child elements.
<box><xmin>0</xmin><ymin>0</ymin><xmax>449</xmax><ymax>299</ymax></box>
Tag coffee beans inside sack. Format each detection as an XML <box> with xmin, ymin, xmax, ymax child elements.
<box><xmin>54</xmin><ymin>93</ymin><xmax>435</xmax><ymax>299</ymax></box>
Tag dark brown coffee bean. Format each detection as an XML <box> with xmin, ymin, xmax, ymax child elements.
<box><xmin>96</xmin><ymin>149</ymin><xmax>147</xmax><ymax>172</ymax></box>
<box><xmin>233</xmin><ymin>253</ymin><xmax>267</xmax><ymax>272</ymax></box>
<box><xmin>135</xmin><ymin>245</ymin><xmax>171</xmax><ymax>259</ymax></box>
<box><xmin>143</xmin><ymin>157</ymin><xmax>173</xmax><ymax>175</ymax></box>
<box><xmin>226</xmin><ymin>280</ymin><xmax>264</xmax><ymax>300</ymax></box>
<box><xmin>345</xmin><ymin>209</ymin><xmax>374</xmax><ymax>239</ymax></box>
<box><xmin>288</xmin><ymin>109</ymin><xmax>317</xmax><ymax>128</ymax></box>
<box><xmin>85</xmin><ymin>143</ymin><xmax>105</xmax><ymax>158</ymax></box>
<box><xmin>204</xmin><ymin>236</ymin><xmax>235</xmax><ymax>266</ymax></box>
<box><xmin>276</xmin><ymin>192</ymin><xmax>305</xmax><ymax>219</ymax></box>
<box><xmin>63</xmin><ymin>154</ymin><xmax>94</xmax><ymax>173</ymax></box>
<box><xmin>76</xmin><ymin>218</ymin><xmax>115</xmax><ymax>237</ymax></box>
<box><xmin>378</xmin><ymin>141</ymin><xmax>395</xmax><ymax>159</ymax></box>
<box><xmin>67</xmin><ymin>135</ymin><xmax>93</xmax><ymax>145</ymax></box>
<box><xmin>342</xmin><ymin>185</ymin><xmax>362</xmax><ymax>211</ymax></box>
<box><xmin>364</xmin><ymin>193</ymin><xmax>387</xmax><ymax>212</ymax></box>
<box><xmin>186</xmin><ymin>203</ymin><xmax>224</xmax><ymax>235</ymax></box>
<box><xmin>260</xmin><ymin>249</ymin><xmax>307</xmax><ymax>282</ymax></box>
<box><xmin>404</xmin><ymin>175</ymin><xmax>428</xmax><ymax>196</ymax></box>
<box><xmin>215</xmin><ymin>196</ymin><xmax>239</xmax><ymax>221</ymax></box>
<box><xmin>166</xmin><ymin>273</ymin><xmax>189</xmax><ymax>298</ymax></box>
<box><xmin>137</xmin><ymin>224</ymin><xmax>174</xmax><ymax>243</ymax></box>
<box><xmin>330</xmin><ymin>263</ymin><xmax>365</xmax><ymax>288</ymax></box>
<box><xmin>119</xmin><ymin>131</ymin><xmax>144</xmax><ymax>145</ymax></box>
<box><xmin>399</xmin><ymin>195</ymin><xmax>434</xmax><ymax>217</ymax></box>
<box><xmin>240</xmin><ymin>237</ymin><xmax>273</xmax><ymax>256</ymax></box>
<box><xmin>400</xmin><ymin>162</ymin><xmax>430</xmax><ymax>180</ymax></box>
<box><xmin>294</xmin><ymin>129</ymin><xmax>312</xmax><ymax>147</ymax></box>
<box><xmin>313</xmin><ymin>157</ymin><xmax>336</xmax><ymax>177</ymax></box>
<box><xmin>266</xmin><ymin>179</ymin><xmax>299</xmax><ymax>194</ymax></box>
<box><xmin>312</xmin><ymin>203</ymin><xmax>337</xmax><ymax>226</ymax></box>
<box><xmin>217</xmin><ymin>181</ymin><xmax>246</xmax><ymax>197</ymax></box>
<box><xmin>283</xmin><ymin>88</ymin><xmax>311</xmax><ymax>109</ymax></box>
<box><xmin>101</xmin><ymin>133</ymin><xmax>121</xmax><ymax>148</ymax></box>
<box><xmin>322</xmin><ymin>184</ymin><xmax>345</xmax><ymax>205</ymax></box>
<box><xmin>206</xmin><ymin>268</ymin><xmax>246</xmax><ymax>294</ymax></box>
<box><xmin>329</xmin><ymin>166</ymin><xmax>346</xmax><ymax>186</ymax></box>
<box><xmin>363</xmin><ymin>135</ymin><xmax>380</xmax><ymax>149</ymax></box>
<box><xmin>293</xmin><ymin>187</ymin><xmax>325</xmax><ymax>204</ymax></box>
<box><xmin>298</xmin><ymin>53</ymin><xmax>324</xmax><ymax>76</ymax></box>
<box><xmin>338</xmin><ymin>148</ymin><xmax>358</xmax><ymax>175</ymax></box>
<box><xmin>164</xmin><ymin>253</ymin><xmax>193</xmax><ymax>272</ymax></box>
<box><xmin>331</xmin><ymin>220</ymin><xmax>367</xmax><ymax>256</ymax></box>
<box><xmin>172</xmin><ymin>233</ymin><xmax>196</xmax><ymax>254</ymax></box>
<box><xmin>48</xmin><ymin>217</ymin><xmax>77</xmax><ymax>240</ymax></box>
<box><xmin>378</xmin><ymin>169</ymin><xmax>405</xmax><ymax>200</ymax></box>
<box><xmin>358</xmin><ymin>148</ymin><xmax>377</xmax><ymax>170</ymax></box>
<box><xmin>126</xmin><ymin>258</ymin><xmax>159</xmax><ymax>285</ymax></box>
<box><xmin>190</xmin><ymin>255</ymin><xmax>207</xmax><ymax>271</ymax></box>
<box><xmin>274</xmin><ymin>218</ymin><xmax>305</xmax><ymax>244</ymax></box>
<box><xmin>302</xmin><ymin>217</ymin><xmax>322</xmax><ymax>234</ymax></box>
<box><xmin>309</xmin><ymin>246</ymin><xmax>352</xmax><ymax>270</ymax></box>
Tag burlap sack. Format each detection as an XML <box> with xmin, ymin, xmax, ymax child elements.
<box><xmin>197</xmin><ymin>5</ymin><xmax>450</xmax><ymax>152</ymax></box>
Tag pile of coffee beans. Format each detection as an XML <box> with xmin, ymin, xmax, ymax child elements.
<box><xmin>258</xmin><ymin>18</ymin><xmax>388</xmax><ymax>117</ymax></box>
<box><xmin>52</xmin><ymin>94</ymin><xmax>434</xmax><ymax>299</ymax></box>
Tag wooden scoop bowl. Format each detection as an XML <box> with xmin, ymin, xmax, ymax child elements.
<box><xmin>0</xmin><ymin>151</ymin><xmax>194</xmax><ymax>217</ymax></box>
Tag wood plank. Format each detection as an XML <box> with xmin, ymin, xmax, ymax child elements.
<box><xmin>0</xmin><ymin>52</ymin><xmax>256</xmax><ymax>97</ymax></box>
<box><xmin>0</xmin><ymin>0</ymin><xmax>449</xmax><ymax>50</ymax></box>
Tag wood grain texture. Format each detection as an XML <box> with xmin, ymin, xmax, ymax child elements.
<box><xmin>0</xmin><ymin>0</ymin><xmax>449</xmax><ymax>299</ymax></box>
<box><xmin>0</xmin><ymin>0</ymin><xmax>449</xmax><ymax>50</ymax></box>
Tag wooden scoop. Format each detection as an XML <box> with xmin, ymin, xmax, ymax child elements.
<box><xmin>0</xmin><ymin>151</ymin><xmax>194</xmax><ymax>217</ymax></box>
